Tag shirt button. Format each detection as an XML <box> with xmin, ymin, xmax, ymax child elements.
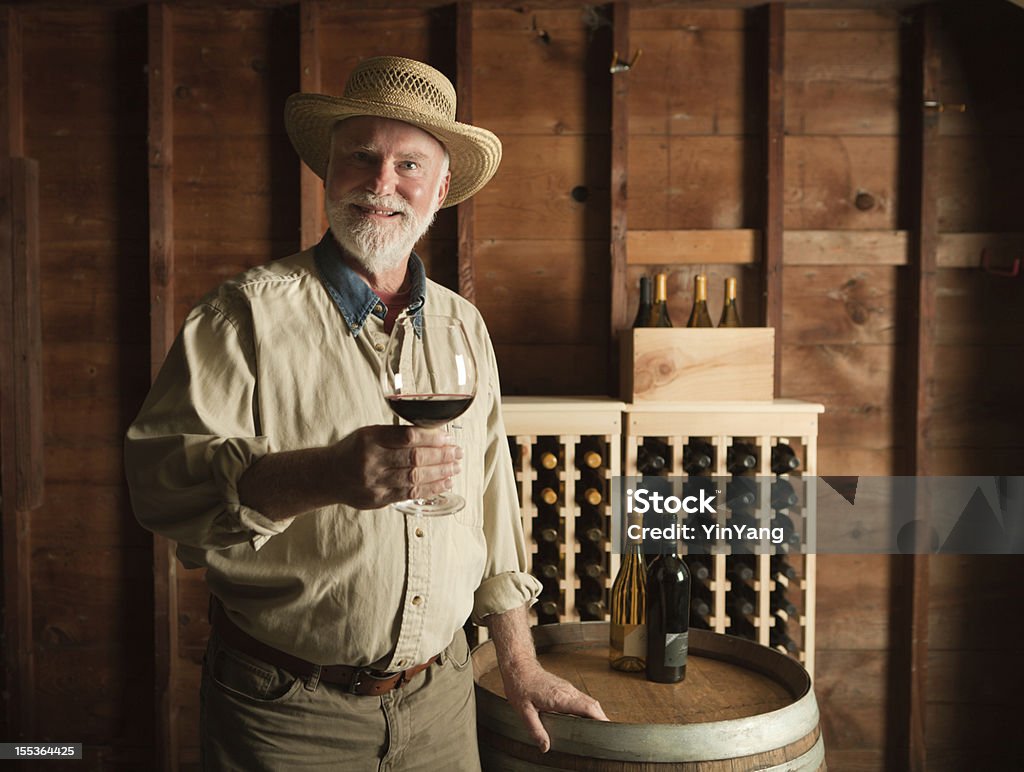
<box><xmin>375</xmin><ymin>303</ymin><xmax>384</xmax><ymax>313</ymax></box>
<box><xmin>415</xmin><ymin>528</ymin><xmax>424</xmax><ymax>538</ymax></box>
<box><xmin>374</xmin><ymin>342</ymin><xmax>385</xmax><ymax>352</ymax></box>
<box><xmin>412</xmin><ymin>595</ymin><xmax>423</xmax><ymax>606</ymax></box>
<box><xmin>396</xmin><ymin>659</ymin><xmax>406</xmax><ymax>667</ymax></box>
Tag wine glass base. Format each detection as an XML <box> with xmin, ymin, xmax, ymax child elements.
<box><xmin>393</xmin><ymin>494</ymin><xmax>465</xmax><ymax>517</ymax></box>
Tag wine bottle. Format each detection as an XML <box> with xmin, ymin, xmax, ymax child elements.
<box><xmin>536</xmin><ymin>598</ymin><xmax>560</xmax><ymax>621</ymax></box>
<box><xmin>582</xmin><ymin>598</ymin><xmax>608</xmax><ymax>619</ymax></box>
<box><xmin>718</xmin><ymin>276</ymin><xmax>742</xmax><ymax>328</ymax></box>
<box><xmin>684</xmin><ymin>557</ymin><xmax>711</xmax><ymax>586</ymax></box>
<box><xmin>727</xmin><ymin>442</ymin><xmax>758</xmax><ymax>475</ymax></box>
<box><xmin>727</xmin><ymin>592</ymin><xmax>755</xmax><ymax>622</ymax></box>
<box><xmin>579</xmin><ymin>487</ymin><xmax>603</xmax><ymax>507</ymax></box>
<box><xmin>726</xmin><ymin>477</ymin><xmax>758</xmax><ymax>510</ymax></box>
<box><xmin>771</xmin><ymin>512</ymin><xmax>803</xmax><ymax>552</ymax></box>
<box><xmin>686</xmin><ymin>274</ymin><xmax>714</xmax><ymax>328</ymax></box>
<box><xmin>580</xmin><ymin>561</ymin><xmax>607</xmax><ymax>581</ymax></box>
<box><xmin>683</xmin><ymin>439</ymin><xmax>714</xmax><ymax>475</ymax></box>
<box><xmin>771</xmin><ymin>588</ymin><xmax>798</xmax><ymax>621</ymax></box>
<box><xmin>533</xmin><ymin>484</ymin><xmax>559</xmax><ymax>507</ymax></box>
<box><xmin>771</xmin><ymin>556</ymin><xmax>799</xmax><ymax>584</ymax></box>
<box><xmin>535</xmin><ymin>526</ymin><xmax>560</xmax><ymax>544</ymax></box>
<box><xmin>533</xmin><ymin>561</ymin><xmax>560</xmax><ymax>581</ymax></box>
<box><xmin>649</xmin><ymin>273</ymin><xmax>673</xmax><ymax>328</ymax></box>
<box><xmin>770</xmin><ymin>621</ymin><xmax>801</xmax><ymax>655</ymax></box>
<box><xmin>770</xmin><ymin>478</ymin><xmax>799</xmax><ymax>510</ymax></box>
<box><xmin>690</xmin><ymin>592</ymin><xmax>713</xmax><ymax>630</ymax></box>
<box><xmin>727</xmin><ymin>555</ymin><xmax>755</xmax><ymax>586</ymax></box>
<box><xmin>580</xmin><ymin>525</ymin><xmax>604</xmax><ymax>546</ymax></box>
<box><xmin>610</xmin><ymin>517</ymin><xmax>648</xmax><ymax>672</ymax></box>
<box><xmin>632</xmin><ymin>276</ymin><xmax>652</xmax><ymax>328</ymax></box>
<box><xmin>637</xmin><ymin>439</ymin><xmax>670</xmax><ymax>475</ymax></box>
<box><xmin>770</xmin><ymin>443</ymin><xmax>801</xmax><ymax>475</ymax></box>
<box><xmin>533</xmin><ymin>437</ymin><xmax>562</xmax><ymax>472</ymax></box>
<box><xmin>645</xmin><ymin>521</ymin><xmax>690</xmax><ymax>683</ymax></box>
<box><xmin>727</xmin><ymin>613</ymin><xmax>757</xmax><ymax>640</ymax></box>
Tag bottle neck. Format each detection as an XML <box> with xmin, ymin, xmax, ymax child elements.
<box><xmin>654</xmin><ymin>274</ymin><xmax>669</xmax><ymax>304</ymax></box>
<box><xmin>693</xmin><ymin>275</ymin><xmax>708</xmax><ymax>303</ymax></box>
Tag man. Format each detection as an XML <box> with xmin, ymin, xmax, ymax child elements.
<box><xmin>125</xmin><ymin>56</ymin><xmax>606</xmax><ymax>770</ymax></box>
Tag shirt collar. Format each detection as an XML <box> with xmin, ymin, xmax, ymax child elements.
<box><xmin>314</xmin><ymin>231</ymin><xmax>426</xmax><ymax>337</ymax></box>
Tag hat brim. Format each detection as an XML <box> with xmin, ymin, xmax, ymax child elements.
<box><xmin>284</xmin><ymin>93</ymin><xmax>502</xmax><ymax>208</ymax></box>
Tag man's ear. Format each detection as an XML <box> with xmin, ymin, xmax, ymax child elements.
<box><xmin>436</xmin><ymin>171</ymin><xmax>452</xmax><ymax>208</ymax></box>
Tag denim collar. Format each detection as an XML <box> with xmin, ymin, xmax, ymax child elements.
<box><xmin>314</xmin><ymin>231</ymin><xmax>426</xmax><ymax>337</ymax></box>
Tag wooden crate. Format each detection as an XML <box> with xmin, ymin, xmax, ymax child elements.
<box><xmin>620</xmin><ymin>328</ymin><xmax>776</xmax><ymax>402</ymax></box>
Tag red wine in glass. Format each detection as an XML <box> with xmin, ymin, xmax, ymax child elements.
<box><xmin>386</xmin><ymin>394</ymin><xmax>474</xmax><ymax>429</ymax></box>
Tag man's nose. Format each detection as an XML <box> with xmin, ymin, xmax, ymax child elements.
<box><xmin>367</xmin><ymin>161</ymin><xmax>397</xmax><ymax>196</ymax></box>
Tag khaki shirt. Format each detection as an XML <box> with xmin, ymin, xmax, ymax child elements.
<box><xmin>124</xmin><ymin>244</ymin><xmax>541</xmax><ymax>670</ymax></box>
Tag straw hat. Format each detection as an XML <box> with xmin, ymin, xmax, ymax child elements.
<box><xmin>284</xmin><ymin>56</ymin><xmax>502</xmax><ymax>208</ymax></box>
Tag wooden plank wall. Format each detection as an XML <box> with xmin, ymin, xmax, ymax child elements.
<box><xmin>925</xmin><ymin>2</ymin><xmax>1024</xmax><ymax>769</ymax></box>
<box><xmin>781</xmin><ymin>9</ymin><xmax>903</xmax><ymax>770</ymax></box>
<box><xmin>10</xmin><ymin>5</ymin><xmax>154</xmax><ymax>765</ymax></box>
<box><xmin>1</xmin><ymin>1</ymin><xmax>1022</xmax><ymax>769</ymax></box>
<box><xmin>471</xmin><ymin>6</ymin><xmax>611</xmax><ymax>394</ymax></box>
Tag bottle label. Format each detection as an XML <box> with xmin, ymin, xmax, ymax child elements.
<box><xmin>663</xmin><ymin>632</ymin><xmax>688</xmax><ymax>667</ymax></box>
<box><xmin>619</xmin><ymin>624</ymin><xmax>647</xmax><ymax>658</ymax></box>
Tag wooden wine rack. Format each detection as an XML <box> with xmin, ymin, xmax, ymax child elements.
<box><xmin>625</xmin><ymin>400</ymin><xmax>824</xmax><ymax>678</ymax></box>
<box><xmin>498</xmin><ymin>396</ymin><xmax>824</xmax><ymax>679</ymax></box>
<box><xmin>501</xmin><ymin>397</ymin><xmax>625</xmax><ymax>644</ymax></box>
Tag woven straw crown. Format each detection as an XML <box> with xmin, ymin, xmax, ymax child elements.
<box><xmin>285</xmin><ymin>56</ymin><xmax>502</xmax><ymax>207</ymax></box>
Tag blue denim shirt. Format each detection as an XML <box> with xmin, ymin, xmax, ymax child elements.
<box><xmin>313</xmin><ymin>231</ymin><xmax>426</xmax><ymax>337</ymax></box>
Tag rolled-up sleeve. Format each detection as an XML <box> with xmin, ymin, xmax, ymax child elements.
<box><xmin>125</xmin><ymin>294</ymin><xmax>292</xmax><ymax>553</ymax></box>
<box><xmin>471</xmin><ymin>333</ymin><xmax>542</xmax><ymax>622</ymax></box>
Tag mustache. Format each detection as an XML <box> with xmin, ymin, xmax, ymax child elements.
<box><xmin>336</xmin><ymin>192</ymin><xmax>413</xmax><ymax>217</ymax></box>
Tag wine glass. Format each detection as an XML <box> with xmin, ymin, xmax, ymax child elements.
<box><xmin>381</xmin><ymin>314</ymin><xmax>478</xmax><ymax>516</ymax></box>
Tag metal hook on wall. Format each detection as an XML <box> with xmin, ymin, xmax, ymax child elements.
<box><xmin>531</xmin><ymin>16</ymin><xmax>550</xmax><ymax>45</ymax></box>
<box><xmin>610</xmin><ymin>49</ymin><xmax>642</xmax><ymax>74</ymax></box>
<box><xmin>980</xmin><ymin>247</ymin><xmax>1021</xmax><ymax>278</ymax></box>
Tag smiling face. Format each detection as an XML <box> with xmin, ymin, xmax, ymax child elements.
<box><xmin>325</xmin><ymin>116</ymin><xmax>451</xmax><ymax>277</ymax></box>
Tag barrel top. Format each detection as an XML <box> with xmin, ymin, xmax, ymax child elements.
<box><xmin>473</xmin><ymin>623</ymin><xmax>812</xmax><ymax>726</ymax></box>
<box><xmin>473</xmin><ymin>623</ymin><xmax>821</xmax><ymax>765</ymax></box>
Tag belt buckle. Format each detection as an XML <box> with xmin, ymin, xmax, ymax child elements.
<box><xmin>348</xmin><ymin>667</ymin><xmax>371</xmax><ymax>695</ymax></box>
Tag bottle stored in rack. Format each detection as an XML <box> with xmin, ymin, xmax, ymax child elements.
<box><xmin>577</xmin><ymin>437</ymin><xmax>605</xmax><ymax>470</ymax></box>
<box><xmin>771</xmin><ymin>443</ymin><xmax>801</xmax><ymax>475</ymax></box>
<box><xmin>532</xmin><ymin>437</ymin><xmax>563</xmax><ymax>472</ymax></box>
<box><xmin>726</xmin><ymin>476</ymin><xmax>759</xmax><ymax>511</ymax></box>
<box><xmin>683</xmin><ymin>439</ymin><xmax>715</xmax><ymax>476</ymax></box>
<box><xmin>771</xmin><ymin>478</ymin><xmax>799</xmax><ymax>510</ymax></box>
<box><xmin>637</xmin><ymin>438</ymin><xmax>671</xmax><ymax>476</ymax></box>
<box><xmin>727</xmin><ymin>442</ymin><xmax>758</xmax><ymax>475</ymax></box>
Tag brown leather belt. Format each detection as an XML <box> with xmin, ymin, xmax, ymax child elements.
<box><xmin>210</xmin><ymin>601</ymin><xmax>437</xmax><ymax>697</ymax></box>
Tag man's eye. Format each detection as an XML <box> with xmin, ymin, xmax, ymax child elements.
<box><xmin>353</xmin><ymin>151</ymin><xmax>371</xmax><ymax>162</ymax></box>
<box><xmin>400</xmin><ymin>161</ymin><xmax>419</xmax><ymax>171</ymax></box>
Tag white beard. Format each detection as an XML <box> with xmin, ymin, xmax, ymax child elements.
<box><xmin>326</xmin><ymin>191</ymin><xmax>438</xmax><ymax>276</ymax></box>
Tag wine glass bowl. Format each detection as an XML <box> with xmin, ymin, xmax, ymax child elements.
<box><xmin>381</xmin><ymin>314</ymin><xmax>478</xmax><ymax>515</ymax></box>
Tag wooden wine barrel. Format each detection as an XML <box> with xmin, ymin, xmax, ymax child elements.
<box><xmin>473</xmin><ymin>622</ymin><xmax>825</xmax><ymax>771</ymax></box>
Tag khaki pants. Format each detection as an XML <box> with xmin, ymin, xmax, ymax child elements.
<box><xmin>200</xmin><ymin>628</ymin><xmax>481</xmax><ymax>771</ymax></box>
